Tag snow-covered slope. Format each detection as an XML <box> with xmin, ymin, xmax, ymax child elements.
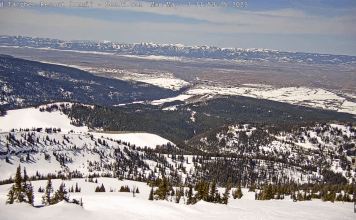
<box><xmin>0</xmin><ymin>104</ymin><xmax>172</xmax><ymax>148</ymax></box>
<box><xmin>0</xmin><ymin>178</ymin><xmax>353</xmax><ymax>220</ymax></box>
<box><xmin>0</xmin><ymin>106</ymin><xmax>88</xmax><ymax>133</ymax></box>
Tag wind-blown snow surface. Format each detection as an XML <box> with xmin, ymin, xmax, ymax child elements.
<box><xmin>0</xmin><ymin>105</ymin><xmax>171</xmax><ymax>148</ymax></box>
<box><xmin>0</xmin><ymin>107</ymin><xmax>88</xmax><ymax>133</ymax></box>
<box><xmin>0</xmin><ymin>178</ymin><xmax>353</xmax><ymax>220</ymax></box>
<box><xmin>89</xmin><ymin>133</ymin><xmax>172</xmax><ymax>149</ymax></box>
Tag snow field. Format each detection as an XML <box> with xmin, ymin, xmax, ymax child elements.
<box><xmin>0</xmin><ymin>178</ymin><xmax>354</xmax><ymax>220</ymax></box>
<box><xmin>0</xmin><ymin>106</ymin><xmax>172</xmax><ymax>149</ymax></box>
<box><xmin>0</xmin><ymin>107</ymin><xmax>88</xmax><ymax>133</ymax></box>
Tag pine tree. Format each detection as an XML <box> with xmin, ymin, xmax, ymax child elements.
<box><xmin>148</xmin><ymin>186</ymin><xmax>154</xmax><ymax>201</ymax></box>
<box><xmin>175</xmin><ymin>184</ymin><xmax>183</xmax><ymax>203</ymax></box>
<box><xmin>155</xmin><ymin>177</ymin><xmax>168</xmax><ymax>200</ymax></box>
<box><xmin>42</xmin><ymin>177</ymin><xmax>53</xmax><ymax>206</ymax></box>
<box><xmin>186</xmin><ymin>184</ymin><xmax>194</xmax><ymax>205</ymax></box>
<box><xmin>195</xmin><ymin>180</ymin><xmax>209</xmax><ymax>202</ymax></box>
<box><xmin>209</xmin><ymin>179</ymin><xmax>217</xmax><ymax>202</ymax></box>
<box><xmin>222</xmin><ymin>187</ymin><xmax>230</xmax><ymax>204</ymax></box>
<box><xmin>264</xmin><ymin>184</ymin><xmax>274</xmax><ymax>200</ymax></box>
<box><xmin>14</xmin><ymin>165</ymin><xmax>24</xmax><ymax>203</ymax></box>
<box><xmin>75</xmin><ymin>183</ymin><xmax>80</xmax><ymax>192</ymax></box>
<box><xmin>55</xmin><ymin>182</ymin><xmax>69</xmax><ymax>202</ymax></box>
<box><xmin>5</xmin><ymin>185</ymin><xmax>15</xmax><ymax>205</ymax></box>
<box><xmin>23</xmin><ymin>167</ymin><xmax>34</xmax><ymax>205</ymax></box>
<box><xmin>222</xmin><ymin>179</ymin><xmax>231</xmax><ymax>204</ymax></box>
<box><xmin>216</xmin><ymin>192</ymin><xmax>221</xmax><ymax>203</ymax></box>
<box><xmin>100</xmin><ymin>183</ymin><xmax>105</xmax><ymax>192</ymax></box>
<box><xmin>233</xmin><ymin>185</ymin><xmax>243</xmax><ymax>199</ymax></box>
<box><xmin>25</xmin><ymin>182</ymin><xmax>34</xmax><ymax>206</ymax></box>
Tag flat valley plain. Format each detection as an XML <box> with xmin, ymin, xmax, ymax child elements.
<box><xmin>1</xmin><ymin>46</ymin><xmax>355</xmax><ymax>101</ymax></box>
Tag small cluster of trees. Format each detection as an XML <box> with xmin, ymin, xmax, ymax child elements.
<box><xmin>255</xmin><ymin>184</ymin><xmax>283</xmax><ymax>200</ymax></box>
<box><xmin>68</xmin><ymin>183</ymin><xmax>81</xmax><ymax>193</ymax></box>
<box><xmin>119</xmin><ymin>185</ymin><xmax>131</xmax><ymax>192</ymax></box>
<box><xmin>149</xmin><ymin>177</ymin><xmax>240</xmax><ymax>205</ymax></box>
<box><xmin>6</xmin><ymin>165</ymin><xmax>34</xmax><ymax>206</ymax></box>
<box><xmin>254</xmin><ymin>183</ymin><xmax>356</xmax><ymax>202</ymax></box>
<box><xmin>95</xmin><ymin>184</ymin><xmax>106</xmax><ymax>192</ymax></box>
<box><xmin>41</xmin><ymin>178</ymin><xmax>83</xmax><ymax>206</ymax></box>
<box><xmin>5</xmin><ymin>165</ymin><xmax>82</xmax><ymax>207</ymax></box>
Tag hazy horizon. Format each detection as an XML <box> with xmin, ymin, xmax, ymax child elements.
<box><xmin>0</xmin><ymin>0</ymin><xmax>356</xmax><ymax>56</ymax></box>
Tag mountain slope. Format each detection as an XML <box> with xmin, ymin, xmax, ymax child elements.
<box><xmin>0</xmin><ymin>55</ymin><xmax>183</xmax><ymax>108</ymax></box>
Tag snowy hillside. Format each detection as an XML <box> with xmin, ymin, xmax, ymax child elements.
<box><xmin>0</xmin><ymin>104</ymin><xmax>172</xmax><ymax>148</ymax></box>
<box><xmin>0</xmin><ymin>178</ymin><xmax>354</xmax><ymax>220</ymax></box>
<box><xmin>1</xmin><ymin>105</ymin><xmax>356</xmax><ymax>219</ymax></box>
<box><xmin>188</xmin><ymin>122</ymin><xmax>356</xmax><ymax>183</ymax></box>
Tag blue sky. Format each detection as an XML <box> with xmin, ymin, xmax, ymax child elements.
<box><xmin>0</xmin><ymin>0</ymin><xmax>355</xmax><ymax>55</ymax></box>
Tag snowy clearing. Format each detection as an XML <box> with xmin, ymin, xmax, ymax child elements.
<box><xmin>151</xmin><ymin>94</ymin><xmax>193</xmax><ymax>105</ymax></box>
<box><xmin>89</xmin><ymin>132</ymin><xmax>172</xmax><ymax>149</ymax></box>
<box><xmin>0</xmin><ymin>107</ymin><xmax>88</xmax><ymax>133</ymax></box>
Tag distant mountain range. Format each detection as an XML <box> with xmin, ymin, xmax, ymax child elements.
<box><xmin>1</xmin><ymin>35</ymin><xmax>356</xmax><ymax>65</ymax></box>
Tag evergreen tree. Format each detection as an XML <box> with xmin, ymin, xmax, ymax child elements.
<box><xmin>195</xmin><ymin>179</ymin><xmax>209</xmax><ymax>201</ymax></box>
<box><xmin>216</xmin><ymin>192</ymin><xmax>221</xmax><ymax>203</ymax></box>
<box><xmin>222</xmin><ymin>179</ymin><xmax>231</xmax><ymax>204</ymax></box>
<box><xmin>175</xmin><ymin>184</ymin><xmax>183</xmax><ymax>203</ymax></box>
<box><xmin>100</xmin><ymin>183</ymin><xmax>106</xmax><ymax>192</ymax></box>
<box><xmin>75</xmin><ymin>183</ymin><xmax>80</xmax><ymax>192</ymax></box>
<box><xmin>155</xmin><ymin>177</ymin><xmax>168</xmax><ymax>200</ymax></box>
<box><xmin>42</xmin><ymin>177</ymin><xmax>54</xmax><ymax>206</ymax></box>
<box><xmin>14</xmin><ymin>165</ymin><xmax>24</xmax><ymax>203</ymax></box>
<box><xmin>186</xmin><ymin>184</ymin><xmax>194</xmax><ymax>205</ymax></box>
<box><xmin>263</xmin><ymin>184</ymin><xmax>274</xmax><ymax>200</ymax></box>
<box><xmin>25</xmin><ymin>182</ymin><xmax>34</xmax><ymax>206</ymax></box>
<box><xmin>148</xmin><ymin>186</ymin><xmax>154</xmax><ymax>201</ymax></box>
<box><xmin>233</xmin><ymin>185</ymin><xmax>243</xmax><ymax>199</ymax></box>
<box><xmin>5</xmin><ymin>185</ymin><xmax>15</xmax><ymax>205</ymax></box>
<box><xmin>54</xmin><ymin>182</ymin><xmax>69</xmax><ymax>203</ymax></box>
<box><xmin>209</xmin><ymin>179</ymin><xmax>217</xmax><ymax>202</ymax></box>
<box><xmin>23</xmin><ymin>167</ymin><xmax>34</xmax><ymax>205</ymax></box>
<box><xmin>222</xmin><ymin>187</ymin><xmax>230</xmax><ymax>204</ymax></box>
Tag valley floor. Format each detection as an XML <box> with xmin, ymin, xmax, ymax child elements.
<box><xmin>0</xmin><ymin>178</ymin><xmax>353</xmax><ymax>220</ymax></box>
